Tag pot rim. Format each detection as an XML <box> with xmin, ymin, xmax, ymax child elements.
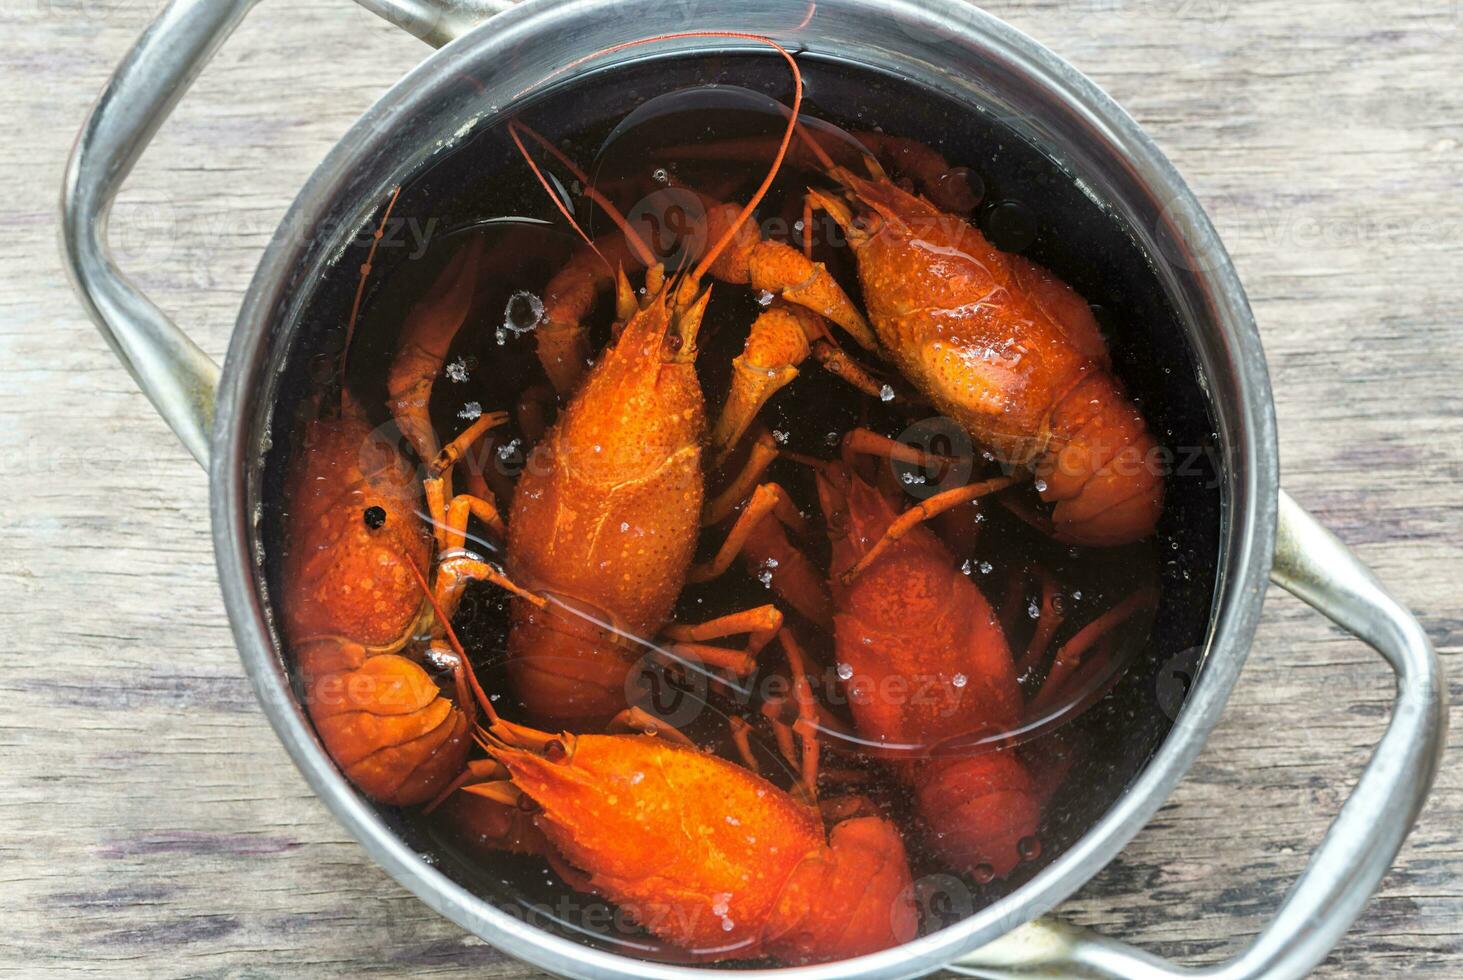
<box><xmin>210</xmin><ymin>1</ymin><xmax>1279</xmax><ymax>977</ymax></box>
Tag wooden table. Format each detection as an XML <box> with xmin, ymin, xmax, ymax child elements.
<box><xmin>3</xmin><ymin>0</ymin><xmax>1459</xmax><ymax>975</ymax></box>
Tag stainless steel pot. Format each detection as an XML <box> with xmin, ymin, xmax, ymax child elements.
<box><xmin>62</xmin><ymin>1</ymin><xmax>1446</xmax><ymax>977</ymax></box>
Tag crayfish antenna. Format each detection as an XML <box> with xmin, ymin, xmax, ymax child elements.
<box><xmin>507</xmin><ymin>118</ymin><xmax>655</xmax><ymax>268</ymax></box>
<box><xmin>338</xmin><ymin>185</ymin><xmax>402</xmax><ymax>397</ymax></box>
<box><xmin>685</xmin><ymin>33</ymin><xmax>804</xmax><ymax>286</ymax></box>
<box><xmin>796</xmin><ymin>118</ymin><xmax>887</xmax><ymax>186</ymax></box>
<box><xmin>404</xmin><ymin>556</ymin><xmax>500</xmax><ymax>728</ymax></box>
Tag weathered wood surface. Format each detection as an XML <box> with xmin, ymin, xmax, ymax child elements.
<box><xmin>1</xmin><ymin>0</ymin><xmax>1458</xmax><ymax>975</ymax></box>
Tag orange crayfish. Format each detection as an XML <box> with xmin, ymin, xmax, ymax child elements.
<box><xmin>382</xmin><ymin>35</ymin><xmax>891</xmax><ymax>731</ymax></box>
<box><xmin>280</xmin><ymin>193</ymin><xmax>539</xmax><ymax>807</ymax></box>
<box><xmin>701</xmin><ymin>428</ymin><xmax>1156</xmax><ymax>877</ymax></box>
<box><xmin>707</xmin><ymin>134</ymin><xmax>1165</xmax><ymax>547</ymax></box>
<box><xmin>450</xmin><ymin>673</ymin><xmax>918</xmax><ymax>963</ymax></box>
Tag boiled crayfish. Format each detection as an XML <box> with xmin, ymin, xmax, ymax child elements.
<box><xmin>281</xmin><ymin>194</ymin><xmax>542</xmax><ymax>807</ymax></box>
<box><xmin>454</xmin><ymin>687</ymin><xmax>917</xmax><ymax>963</ymax></box>
<box><xmin>383</xmin><ymin>35</ymin><xmax>889</xmax><ymax>731</ymax></box>
<box><xmin>703</xmin><ymin>429</ymin><xmax>1156</xmax><ymax>877</ymax></box>
<box><xmin>706</xmin><ymin>133</ymin><xmax>1165</xmax><ymax>547</ymax></box>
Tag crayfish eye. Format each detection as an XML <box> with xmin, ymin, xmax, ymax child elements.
<box><xmin>362</xmin><ymin>505</ymin><xmax>387</xmax><ymax>529</ymax></box>
<box><xmin>544</xmin><ymin>739</ymin><xmax>569</xmax><ymax>763</ymax></box>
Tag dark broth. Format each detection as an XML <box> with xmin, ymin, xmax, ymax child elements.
<box><xmin>263</xmin><ymin>51</ymin><xmax>1221</xmax><ymax>962</ymax></box>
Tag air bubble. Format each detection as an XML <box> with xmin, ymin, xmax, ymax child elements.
<box><xmin>982</xmin><ymin>199</ymin><xmax>1039</xmax><ymax>252</ymax></box>
<box><xmin>879</xmin><ymin>384</ymin><xmax>895</xmax><ymax>402</ymax></box>
<box><xmin>503</xmin><ymin>290</ymin><xmax>545</xmax><ymax>336</ymax></box>
<box><xmin>836</xmin><ymin>663</ymin><xmax>854</xmax><ymax>681</ymax></box>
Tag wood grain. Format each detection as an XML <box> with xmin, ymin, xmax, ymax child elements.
<box><xmin>1</xmin><ymin>0</ymin><xmax>1458</xmax><ymax>975</ymax></box>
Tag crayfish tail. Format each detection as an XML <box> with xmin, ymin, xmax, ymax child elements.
<box><xmin>913</xmin><ymin>751</ymin><xmax>1040</xmax><ymax>880</ymax></box>
<box><xmin>765</xmin><ymin>812</ymin><xmax>917</xmax><ymax>964</ymax></box>
<box><xmin>1039</xmin><ymin>371</ymin><xmax>1165</xmax><ymax>546</ymax></box>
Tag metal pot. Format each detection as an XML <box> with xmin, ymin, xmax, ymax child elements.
<box><xmin>62</xmin><ymin>0</ymin><xmax>1445</xmax><ymax>977</ymax></box>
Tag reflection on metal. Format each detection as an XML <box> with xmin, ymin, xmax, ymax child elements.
<box><xmin>352</xmin><ymin>0</ymin><xmax>512</xmax><ymax>48</ymax></box>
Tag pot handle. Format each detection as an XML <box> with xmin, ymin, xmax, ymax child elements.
<box><xmin>951</xmin><ymin>490</ymin><xmax>1446</xmax><ymax>980</ymax></box>
<box><xmin>61</xmin><ymin>0</ymin><xmax>505</xmax><ymax>468</ymax></box>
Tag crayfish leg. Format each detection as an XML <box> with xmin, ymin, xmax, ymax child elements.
<box><xmin>429</xmin><ymin>409</ymin><xmax>510</xmax><ymax>480</ymax></box>
<box><xmin>708</xmin><ymin>303</ymin><xmax>813</xmax><ymax>462</ymax></box>
<box><xmin>840</xmin><ymin>473</ymin><xmax>1017</xmax><ymax>584</ymax></box>
<box><xmin>689</xmin><ymin>482</ymin><xmax>807</xmax><ymax>583</ymax></box>
<box><xmin>1029</xmin><ymin>587</ymin><xmax>1157</xmax><ymax>714</ymax></box>
<box><xmin>659</xmin><ymin>604</ymin><xmax>784</xmax><ymax>679</ymax></box>
<box><xmin>727</xmin><ymin>716</ymin><xmax>761</xmax><ymax>773</ymax></box>
<box><xmin>704</xmin><ymin>427</ymin><xmax>780</xmax><ymax>525</ymax></box>
<box><xmin>386</xmin><ymin>234</ymin><xmax>486</xmax><ymax>465</ymax></box>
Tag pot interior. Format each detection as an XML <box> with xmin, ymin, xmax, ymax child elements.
<box><xmin>230</xmin><ymin>1</ymin><xmax>1254</xmax><ymax>971</ymax></box>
